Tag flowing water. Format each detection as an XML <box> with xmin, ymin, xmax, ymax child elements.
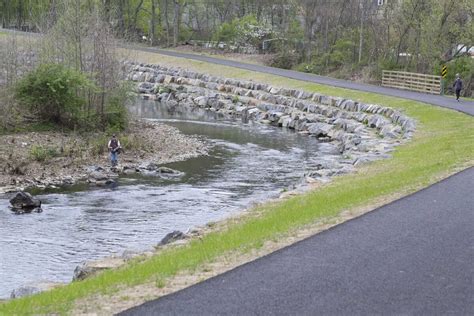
<box><xmin>0</xmin><ymin>99</ymin><xmax>341</xmax><ymax>298</ymax></box>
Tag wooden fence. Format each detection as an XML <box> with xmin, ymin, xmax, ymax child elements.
<box><xmin>382</xmin><ymin>70</ymin><xmax>442</xmax><ymax>95</ymax></box>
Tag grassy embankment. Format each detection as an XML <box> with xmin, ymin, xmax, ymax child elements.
<box><xmin>1</xmin><ymin>51</ymin><xmax>473</xmax><ymax>315</ymax></box>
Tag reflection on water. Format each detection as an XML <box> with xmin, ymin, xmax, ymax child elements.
<box><xmin>0</xmin><ymin>99</ymin><xmax>338</xmax><ymax>298</ymax></box>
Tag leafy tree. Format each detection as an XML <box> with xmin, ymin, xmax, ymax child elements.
<box><xmin>15</xmin><ymin>63</ymin><xmax>96</xmax><ymax>127</ymax></box>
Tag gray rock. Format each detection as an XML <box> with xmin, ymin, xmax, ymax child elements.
<box><xmin>121</xmin><ymin>249</ymin><xmax>143</xmax><ymax>260</ymax></box>
<box><xmin>146</xmin><ymin>163</ymin><xmax>159</xmax><ymax>171</ymax></box>
<box><xmin>307</xmin><ymin>123</ymin><xmax>334</xmax><ymax>137</ymax></box>
<box><xmin>368</xmin><ymin>115</ymin><xmax>388</xmax><ymax>129</ymax></box>
<box><xmin>10</xmin><ymin>283</ymin><xmax>61</xmax><ymax>299</ymax></box>
<box><xmin>89</xmin><ymin>171</ymin><xmax>110</xmax><ymax>181</ymax></box>
<box><xmin>10</xmin><ymin>286</ymin><xmax>41</xmax><ymax>299</ymax></box>
<box><xmin>73</xmin><ymin>258</ymin><xmax>125</xmax><ymax>281</ymax></box>
<box><xmin>279</xmin><ymin>116</ymin><xmax>292</xmax><ymax>128</ymax></box>
<box><xmin>267</xmin><ymin>111</ymin><xmax>284</xmax><ymax>122</ymax></box>
<box><xmin>297</xmin><ymin>90</ymin><xmax>312</xmax><ymax>99</ymax></box>
<box><xmin>402</xmin><ymin>119</ymin><xmax>416</xmax><ymax>132</ymax></box>
<box><xmin>269</xmin><ymin>87</ymin><xmax>281</xmax><ymax>95</ymax></box>
<box><xmin>194</xmin><ymin>96</ymin><xmax>209</xmax><ymax>107</ymax></box>
<box><xmin>159</xmin><ymin>230</ymin><xmax>185</xmax><ymax>246</ymax></box>
<box><xmin>157</xmin><ymin>167</ymin><xmax>183</xmax><ymax>178</ymax></box>
<box><xmin>9</xmin><ymin>192</ymin><xmax>42</xmax><ymax>213</ymax></box>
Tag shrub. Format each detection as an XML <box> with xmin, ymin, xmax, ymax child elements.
<box><xmin>104</xmin><ymin>84</ymin><xmax>132</xmax><ymax>132</ymax></box>
<box><xmin>268</xmin><ymin>50</ymin><xmax>300</xmax><ymax>69</ymax></box>
<box><xmin>29</xmin><ymin>145</ymin><xmax>58</xmax><ymax>162</ymax></box>
<box><xmin>212</xmin><ymin>21</ymin><xmax>238</xmax><ymax>43</ymax></box>
<box><xmin>212</xmin><ymin>15</ymin><xmax>273</xmax><ymax>49</ymax></box>
<box><xmin>441</xmin><ymin>56</ymin><xmax>474</xmax><ymax>97</ymax></box>
<box><xmin>89</xmin><ymin>134</ymin><xmax>109</xmax><ymax>156</ymax></box>
<box><xmin>15</xmin><ymin>63</ymin><xmax>96</xmax><ymax>128</ymax></box>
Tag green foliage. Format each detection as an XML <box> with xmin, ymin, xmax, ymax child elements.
<box><xmin>268</xmin><ymin>50</ymin><xmax>300</xmax><ymax>70</ymax></box>
<box><xmin>178</xmin><ymin>26</ymin><xmax>193</xmax><ymax>42</ymax></box>
<box><xmin>29</xmin><ymin>145</ymin><xmax>59</xmax><ymax>162</ymax></box>
<box><xmin>212</xmin><ymin>21</ymin><xmax>238</xmax><ymax>43</ymax></box>
<box><xmin>13</xmin><ymin>62</ymin><xmax>131</xmax><ymax>131</ymax></box>
<box><xmin>88</xmin><ymin>134</ymin><xmax>109</xmax><ymax>156</ymax></box>
<box><xmin>328</xmin><ymin>39</ymin><xmax>355</xmax><ymax>69</ymax></box>
<box><xmin>444</xmin><ymin>57</ymin><xmax>474</xmax><ymax>97</ymax></box>
<box><xmin>104</xmin><ymin>83</ymin><xmax>133</xmax><ymax>132</ymax></box>
<box><xmin>232</xmin><ymin>95</ymin><xmax>240</xmax><ymax>103</ymax></box>
<box><xmin>15</xmin><ymin>63</ymin><xmax>96</xmax><ymax>127</ymax></box>
<box><xmin>212</xmin><ymin>15</ymin><xmax>273</xmax><ymax>48</ymax></box>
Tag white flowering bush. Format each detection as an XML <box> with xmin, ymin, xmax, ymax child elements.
<box><xmin>212</xmin><ymin>15</ymin><xmax>273</xmax><ymax>51</ymax></box>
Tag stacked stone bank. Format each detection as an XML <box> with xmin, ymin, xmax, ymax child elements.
<box><xmin>127</xmin><ymin>63</ymin><xmax>416</xmax><ymax>183</ymax></box>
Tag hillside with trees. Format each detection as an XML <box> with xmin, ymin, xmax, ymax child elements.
<box><xmin>1</xmin><ymin>0</ymin><xmax>473</xmax><ymax>92</ymax></box>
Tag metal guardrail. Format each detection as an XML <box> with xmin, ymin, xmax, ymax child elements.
<box><xmin>382</xmin><ymin>70</ymin><xmax>442</xmax><ymax>95</ymax></box>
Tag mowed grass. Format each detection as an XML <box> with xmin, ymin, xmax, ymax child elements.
<box><xmin>1</xmin><ymin>50</ymin><xmax>473</xmax><ymax>315</ymax></box>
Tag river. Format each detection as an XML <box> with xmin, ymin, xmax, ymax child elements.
<box><xmin>0</xmin><ymin>99</ymin><xmax>341</xmax><ymax>298</ymax></box>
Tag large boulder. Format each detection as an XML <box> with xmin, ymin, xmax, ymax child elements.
<box><xmin>158</xmin><ymin>230</ymin><xmax>185</xmax><ymax>246</ymax></box>
<box><xmin>10</xmin><ymin>283</ymin><xmax>61</xmax><ymax>299</ymax></box>
<box><xmin>137</xmin><ymin>82</ymin><xmax>155</xmax><ymax>94</ymax></box>
<box><xmin>307</xmin><ymin>123</ymin><xmax>334</xmax><ymax>137</ymax></box>
<box><xmin>157</xmin><ymin>167</ymin><xmax>183</xmax><ymax>178</ymax></box>
<box><xmin>73</xmin><ymin>257</ymin><xmax>125</xmax><ymax>281</ymax></box>
<box><xmin>10</xmin><ymin>286</ymin><xmax>41</xmax><ymax>299</ymax></box>
<box><xmin>194</xmin><ymin>96</ymin><xmax>209</xmax><ymax>107</ymax></box>
<box><xmin>88</xmin><ymin>171</ymin><xmax>110</xmax><ymax>181</ymax></box>
<box><xmin>9</xmin><ymin>192</ymin><xmax>42</xmax><ymax>213</ymax></box>
<box><xmin>157</xmin><ymin>167</ymin><xmax>179</xmax><ymax>174</ymax></box>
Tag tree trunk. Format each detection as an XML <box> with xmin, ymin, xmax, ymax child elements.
<box><xmin>163</xmin><ymin>0</ymin><xmax>171</xmax><ymax>46</ymax></box>
<box><xmin>103</xmin><ymin>0</ymin><xmax>111</xmax><ymax>24</ymax></box>
<box><xmin>151</xmin><ymin>0</ymin><xmax>157</xmax><ymax>45</ymax></box>
<box><xmin>17</xmin><ymin>0</ymin><xmax>24</xmax><ymax>29</ymax></box>
<box><xmin>117</xmin><ymin>0</ymin><xmax>125</xmax><ymax>36</ymax></box>
<box><xmin>173</xmin><ymin>0</ymin><xmax>180</xmax><ymax>47</ymax></box>
<box><xmin>358</xmin><ymin>0</ymin><xmax>364</xmax><ymax>64</ymax></box>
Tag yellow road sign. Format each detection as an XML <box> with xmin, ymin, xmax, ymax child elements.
<box><xmin>441</xmin><ymin>65</ymin><xmax>447</xmax><ymax>78</ymax></box>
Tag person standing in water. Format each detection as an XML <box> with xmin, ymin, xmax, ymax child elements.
<box><xmin>107</xmin><ymin>134</ymin><xmax>121</xmax><ymax>167</ymax></box>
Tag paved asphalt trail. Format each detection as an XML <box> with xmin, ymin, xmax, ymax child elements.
<box><xmin>128</xmin><ymin>45</ymin><xmax>474</xmax><ymax>116</ymax></box>
<box><xmin>2</xmin><ymin>29</ymin><xmax>473</xmax><ymax>314</ymax></box>
<box><xmin>120</xmin><ymin>167</ymin><xmax>474</xmax><ymax>315</ymax></box>
<box><xmin>118</xmin><ymin>48</ymin><xmax>474</xmax><ymax>315</ymax></box>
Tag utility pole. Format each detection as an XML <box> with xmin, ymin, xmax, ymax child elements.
<box><xmin>358</xmin><ymin>0</ymin><xmax>364</xmax><ymax>64</ymax></box>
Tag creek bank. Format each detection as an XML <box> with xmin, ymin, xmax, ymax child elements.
<box><xmin>8</xmin><ymin>227</ymin><xmax>198</xmax><ymax>298</ymax></box>
<box><xmin>10</xmin><ymin>283</ymin><xmax>64</xmax><ymax>299</ymax></box>
<box><xmin>127</xmin><ymin>62</ymin><xmax>416</xmax><ymax>184</ymax></box>
<box><xmin>72</xmin><ymin>229</ymin><xmax>193</xmax><ymax>282</ymax></box>
<box><xmin>0</xmin><ymin>120</ymin><xmax>208</xmax><ymax>194</ymax></box>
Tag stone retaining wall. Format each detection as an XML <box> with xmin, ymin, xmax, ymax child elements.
<box><xmin>127</xmin><ymin>62</ymin><xmax>416</xmax><ymax>183</ymax></box>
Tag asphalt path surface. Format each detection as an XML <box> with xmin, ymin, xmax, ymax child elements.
<box><xmin>119</xmin><ymin>47</ymin><xmax>474</xmax><ymax>315</ymax></box>
<box><xmin>120</xmin><ymin>167</ymin><xmax>474</xmax><ymax>315</ymax></box>
<box><xmin>127</xmin><ymin>45</ymin><xmax>474</xmax><ymax>116</ymax></box>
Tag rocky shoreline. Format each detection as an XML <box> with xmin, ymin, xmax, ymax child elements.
<box><xmin>8</xmin><ymin>226</ymin><xmax>206</xmax><ymax>299</ymax></box>
<box><xmin>0</xmin><ymin>120</ymin><xmax>208</xmax><ymax>194</ymax></box>
<box><xmin>127</xmin><ymin>62</ymin><xmax>416</xmax><ymax>183</ymax></box>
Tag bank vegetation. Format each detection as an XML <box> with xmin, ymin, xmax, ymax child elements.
<box><xmin>2</xmin><ymin>0</ymin><xmax>473</xmax><ymax>95</ymax></box>
<box><xmin>0</xmin><ymin>1</ymin><xmax>129</xmax><ymax>133</ymax></box>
